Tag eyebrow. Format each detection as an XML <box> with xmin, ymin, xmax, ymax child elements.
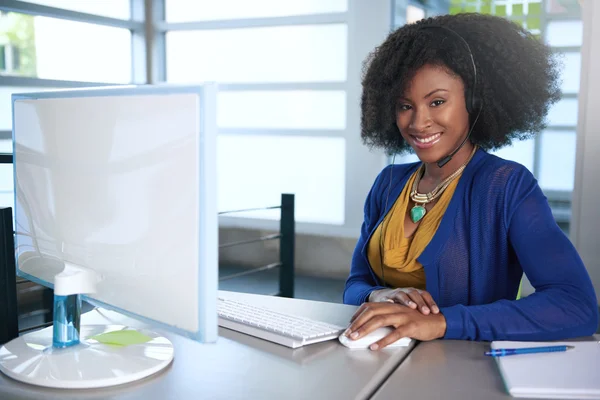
<box><xmin>424</xmin><ymin>88</ymin><xmax>449</xmax><ymax>98</ymax></box>
<box><xmin>399</xmin><ymin>88</ymin><xmax>449</xmax><ymax>102</ymax></box>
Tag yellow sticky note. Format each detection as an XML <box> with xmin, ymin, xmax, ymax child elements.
<box><xmin>90</xmin><ymin>330</ymin><xmax>152</xmax><ymax>347</ymax></box>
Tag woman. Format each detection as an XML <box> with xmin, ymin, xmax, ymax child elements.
<box><xmin>343</xmin><ymin>13</ymin><xmax>598</xmax><ymax>350</ymax></box>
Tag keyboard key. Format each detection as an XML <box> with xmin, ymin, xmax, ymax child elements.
<box><xmin>217</xmin><ymin>298</ymin><xmax>345</xmax><ymax>348</ymax></box>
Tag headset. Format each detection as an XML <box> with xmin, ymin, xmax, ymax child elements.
<box><xmin>420</xmin><ymin>24</ymin><xmax>483</xmax><ymax>167</ymax></box>
<box><xmin>421</xmin><ymin>25</ymin><xmax>482</xmax><ymax>116</ymax></box>
<box><xmin>377</xmin><ymin>24</ymin><xmax>482</xmax><ymax>287</ymax></box>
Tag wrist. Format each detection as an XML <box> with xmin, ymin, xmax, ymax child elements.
<box><xmin>368</xmin><ymin>289</ymin><xmax>378</xmax><ymax>302</ymax></box>
<box><xmin>434</xmin><ymin>313</ymin><xmax>447</xmax><ymax>339</ymax></box>
<box><xmin>368</xmin><ymin>288</ymin><xmax>386</xmax><ymax>302</ymax></box>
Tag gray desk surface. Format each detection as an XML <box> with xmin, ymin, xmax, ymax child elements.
<box><xmin>371</xmin><ymin>335</ymin><xmax>600</xmax><ymax>400</ymax></box>
<box><xmin>0</xmin><ymin>291</ymin><xmax>415</xmax><ymax>400</ymax></box>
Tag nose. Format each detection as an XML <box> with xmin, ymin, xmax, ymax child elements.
<box><xmin>408</xmin><ymin>106</ymin><xmax>432</xmax><ymax>133</ymax></box>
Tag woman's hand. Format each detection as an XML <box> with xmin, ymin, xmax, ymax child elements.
<box><xmin>345</xmin><ymin>302</ymin><xmax>447</xmax><ymax>350</ymax></box>
<box><xmin>369</xmin><ymin>288</ymin><xmax>439</xmax><ymax>315</ymax></box>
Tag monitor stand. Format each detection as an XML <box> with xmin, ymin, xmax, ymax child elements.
<box><xmin>0</xmin><ymin>264</ymin><xmax>174</xmax><ymax>389</ymax></box>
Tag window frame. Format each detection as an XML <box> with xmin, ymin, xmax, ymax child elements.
<box><xmin>0</xmin><ymin>0</ymin><xmax>147</xmax><ymax>217</ymax></box>
<box><xmin>0</xmin><ymin>0</ymin><xmax>147</xmax><ymax>140</ymax></box>
<box><xmin>158</xmin><ymin>0</ymin><xmax>391</xmax><ymax>237</ymax></box>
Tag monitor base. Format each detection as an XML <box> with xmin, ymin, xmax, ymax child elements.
<box><xmin>0</xmin><ymin>324</ymin><xmax>173</xmax><ymax>389</ymax></box>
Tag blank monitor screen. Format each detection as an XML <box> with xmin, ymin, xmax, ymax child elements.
<box><xmin>12</xmin><ymin>85</ymin><xmax>218</xmax><ymax>342</ymax></box>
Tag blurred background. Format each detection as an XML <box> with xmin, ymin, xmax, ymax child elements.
<box><xmin>0</xmin><ymin>0</ymin><xmax>591</xmax><ymax>309</ymax></box>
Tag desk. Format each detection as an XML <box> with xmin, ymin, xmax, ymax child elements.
<box><xmin>371</xmin><ymin>335</ymin><xmax>600</xmax><ymax>400</ymax></box>
<box><xmin>0</xmin><ymin>291</ymin><xmax>415</xmax><ymax>400</ymax></box>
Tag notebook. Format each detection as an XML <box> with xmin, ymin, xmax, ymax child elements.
<box><xmin>491</xmin><ymin>340</ymin><xmax>600</xmax><ymax>399</ymax></box>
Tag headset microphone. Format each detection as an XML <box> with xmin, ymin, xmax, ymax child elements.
<box><xmin>436</xmin><ymin>107</ymin><xmax>482</xmax><ymax>168</ymax></box>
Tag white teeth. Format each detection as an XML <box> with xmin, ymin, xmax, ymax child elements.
<box><xmin>414</xmin><ymin>134</ymin><xmax>441</xmax><ymax>143</ymax></box>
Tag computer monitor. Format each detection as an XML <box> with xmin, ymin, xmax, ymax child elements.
<box><xmin>0</xmin><ymin>84</ymin><xmax>218</xmax><ymax>389</ymax></box>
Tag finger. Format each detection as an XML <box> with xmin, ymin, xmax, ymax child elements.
<box><xmin>346</xmin><ymin>303</ymin><xmax>398</xmax><ymax>337</ymax></box>
<box><xmin>420</xmin><ymin>291</ymin><xmax>439</xmax><ymax>314</ymax></box>
<box><xmin>346</xmin><ymin>304</ymin><xmax>376</xmax><ymax>335</ymax></box>
<box><xmin>407</xmin><ymin>290</ymin><xmax>430</xmax><ymax>315</ymax></box>
<box><xmin>376</xmin><ymin>296</ymin><xmax>395</xmax><ymax>304</ymax></box>
<box><xmin>391</xmin><ymin>292</ymin><xmax>417</xmax><ymax>309</ymax></box>
<box><xmin>370</xmin><ymin>326</ymin><xmax>411</xmax><ymax>351</ymax></box>
<box><xmin>350</xmin><ymin>314</ymin><xmax>396</xmax><ymax>341</ymax></box>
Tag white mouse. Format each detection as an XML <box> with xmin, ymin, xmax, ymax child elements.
<box><xmin>338</xmin><ymin>327</ymin><xmax>412</xmax><ymax>350</ymax></box>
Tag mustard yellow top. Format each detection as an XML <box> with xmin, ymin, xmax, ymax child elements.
<box><xmin>367</xmin><ymin>167</ymin><xmax>462</xmax><ymax>289</ymax></box>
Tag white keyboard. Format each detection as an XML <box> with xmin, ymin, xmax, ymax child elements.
<box><xmin>217</xmin><ymin>298</ymin><xmax>346</xmax><ymax>349</ymax></box>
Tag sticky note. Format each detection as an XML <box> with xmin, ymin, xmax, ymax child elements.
<box><xmin>90</xmin><ymin>330</ymin><xmax>153</xmax><ymax>347</ymax></box>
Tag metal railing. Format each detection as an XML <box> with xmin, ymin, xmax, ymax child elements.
<box><xmin>218</xmin><ymin>193</ymin><xmax>295</xmax><ymax>298</ymax></box>
<box><xmin>0</xmin><ymin>190</ymin><xmax>296</xmax><ymax>345</ymax></box>
<box><xmin>0</xmin><ymin>153</ymin><xmax>55</xmax><ymax>343</ymax></box>
<box><xmin>0</xmin><ymin>143</ymin><xmax>296</xmax><ymax>341</ymax></box>
<box><xmin>0</xmin><ymin>207</ymin><xmax>18</xmax><ymax>345</ymax></box>
<box><xmin>0</xmin><ymin>205</ymin><xmax>54</xmax><ymax>345</ymax></box>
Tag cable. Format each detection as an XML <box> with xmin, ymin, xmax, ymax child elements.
<box><xmin>378</xmin><ymin>153</ymin><xmax>397</xmax><ymax>287</ymax></box>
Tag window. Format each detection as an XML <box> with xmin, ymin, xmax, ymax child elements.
<box><xmin>538</xmin><ymin>130</ymin><xmax>577</xmax><ymax>191</ymax></box>
<box><xmin>166</xmin><ymin>24</ymin><xmax>347</xmax><ymax>84</ymax></box>
<box><xmin>164</xmin><ymin>5</ymin><xmax>349</xmax><ymax>226</ymax></box>
<box><xmin>0</xmin><ymin>12</ymin><xmax>131</xmax><ymax>83</ymax></box>
<box><xmin>558</xmin><ymin>52</ymin><xmax>581</xmax><ymax>94</ymax></box>
<box><xmin>546</xmin><ymin>20</ymin><xmax>583</xmax><ymax>47</ymax></box>
<box><xmin>406</xmin><ymin>5</ymin><xmax>425</xmax><ymax>24</ymax></box>
<box><xmin>218</xmin><ymin>135</ymin><xmax>346</xmax><ymax>224</ymax></box>
<box><xmin>22</xmin><ymin>0</ymin><xmax>131</xmax><ymax>20</ymax></box>
<box><xmin>0</xmin><ymin>13</ymin><xmax>36</xmax><ymax>77</ymax></box>
<box><xmin>218</xmin><ymin>91</ymin><xmax>346</xmax><ymax>130</ymax></box>
<box><xmin>0</xmin><ymin>1</ymin><xmax>137</xmax><ymax>214</ymax></box>
<box><xmin>165</xmin><ymin>0</ymin><xmax>348</xmax><ymax>22</ymax></box>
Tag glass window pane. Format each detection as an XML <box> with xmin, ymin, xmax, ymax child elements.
<box><xmin>546</xmin><ymin>20</ymin><xmax>583</xmax><ymax>47</ymax></box>
<box><xmin>491</xmin><ymin>138</ymin><xmax>536</xmax><ymax>173</ymax></box>
<box><xmin>0</xmin><ymin>139</ymin><xmax>12</xmax><ymax>153</ymax></box>
<box><xmin>546</xmin><ymin>0</ymin><xmax>580</xmax><ymax>15</ymax></box>
<box><xmin>20</xmin><ymin>0</ymin><xmax>131</xmax><ymax>19</ymax></box>
<box><xmin>0</xmin><ymin>86</ymin><xmax>60</xmax><ymax>130</ymax></box>
<box><xmin>558</xmin><ymin>52</ymin><xmax>581</xmax><ymax>94</ymax></box>
<box><xmin>166</xmin><ymin>25</ymin><xmax>347</xmax><ymax>83</ymax></box>
<box><xmin>218</xmin><ymin>135</ymin><xmax>345</xmax><ymax>224</ymax></box>
<box><xmin>538</xmin><ymin>130</ymin><xmax>576</xmax><ymax>191</ymax></box>
<box><xmin>165</xmin><ymin>0</ymin><xmax>347</xmax><ymax>22</ymax></box>
<box><xmin>406</xmin><ymin>5</ymin><xmax>425</xmax><ymax>24</ymax></box>
<box><xmin>0</xmin><ymin>13</ymin><xmax>131</xmax><ymax>83</ymax></box>
<box><xmin>547</xmin><ymin>98</ymin><xmax>578</xmax><ymax>126</ymax></box>
<box><xmin>218</xmin><ymin>91</ymin><xmax>346</xmax><ymax>130</ymax></box>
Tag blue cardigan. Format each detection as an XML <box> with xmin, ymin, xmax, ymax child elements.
<box><xmin>343</xmin><ymin>149</ymin><xmax>599</xmax><ymax>341</ymax></box>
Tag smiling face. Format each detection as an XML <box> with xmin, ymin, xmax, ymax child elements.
<box><xmin>396</xmin><ymin>64</ymin><xmax>471</xmax><ymax>164</ymax></box>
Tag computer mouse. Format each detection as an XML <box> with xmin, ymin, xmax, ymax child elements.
<box><xmin>338</xmin><ymin>327</ymin><xmax>411</xmax><ymax>350</ymax></box>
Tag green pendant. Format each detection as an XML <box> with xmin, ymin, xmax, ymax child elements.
<box><xmin>410</xmin><ymin>205</ymin><xmax>426</xmax><ymax>223</ymax></box>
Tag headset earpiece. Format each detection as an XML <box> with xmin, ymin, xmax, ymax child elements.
<box><xmin>466</xmin><ymin>91</ymin><xmax>482</xmax><ymax>115</ymax></box>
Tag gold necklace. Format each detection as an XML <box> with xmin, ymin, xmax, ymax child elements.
<box><xmin>409</xmin><ymin>145</ymin><xmax>478</xmax><ymax>223</ymax></box>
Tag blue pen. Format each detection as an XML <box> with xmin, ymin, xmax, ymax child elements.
<box><xmin>485</xmin><ymin>345</ymin><xmax>575</xmax><ymax>357</ymax></box>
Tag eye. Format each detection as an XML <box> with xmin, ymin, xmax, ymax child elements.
<box><xmin>397</xmin><ymin>104</ymin><xmax>412</xmax><ymax>111</ymax></box>
<box><xmin>431</xmin><ymin>99</ymin><xmax>445</xmax><ymax>107</ymax></box>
